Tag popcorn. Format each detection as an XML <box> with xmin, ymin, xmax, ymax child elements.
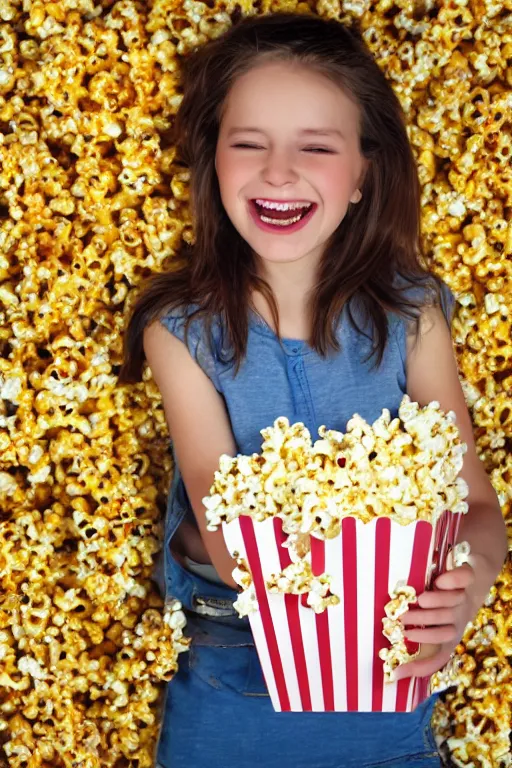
<box><xmin>379</xmin><ymin>582</ymin><xmax>420</xmax><ymax>682</ymax></box>
<box><xmin>266</xmin><ymin>561</ymin><xmax>340</xmax><ymax>614</ymax></box>
<box><xmin>232</xmin><ymin>555</ymin><xmax>254</xmax><ymax>592</ymax></box>
<box><xmin>206</xmin><ymin>397</ymin><xmax>472</xmax><ymax>709</ymax></box>
<box><xmin>205</xmin><ymin>396</ymin><xmax>470</xmax><ymax>550</ymax></box>
<box><xmin>447</xmin><ymin>541</ymin><xmax>472</xmax><ymax>570</ymax></box>
<box><xmin>232</xmin><ymin>555</ymin><xmax>259</xmax><ymax>617</ymax></box>
<box><xmin>0</xmin><ymin>0</ymin><xmax>509</xmax><ymax>760</ymax></box>
<box><xmin>233</xmin><ymin>584</ymin><xmax>259</xmax><ymax>618</ymax></box>
<box><xmin>430</xmin><ymin>574</ymin><xmax>512</xmax><ymax>768</ymax></box>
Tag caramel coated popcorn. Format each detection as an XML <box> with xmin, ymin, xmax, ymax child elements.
<box><xmin>0</xmin><ymin>0</ymin><xmax>510</xmax><ymax>765</ymax></box>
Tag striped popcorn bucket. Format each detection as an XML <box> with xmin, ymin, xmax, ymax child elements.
<box><xmin>222</xmin><ymin>509</ymin><xmax>462</xmax><ymax>712</ymax></box>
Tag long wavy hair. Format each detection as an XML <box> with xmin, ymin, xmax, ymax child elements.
<box><xmin>119</xmin><ymin>12</ymin><xmax>442</xmax><ymax>384</ymax></box>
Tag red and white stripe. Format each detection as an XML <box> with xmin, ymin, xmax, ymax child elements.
<box><xmin>222</xmin><ymin>510</ymin><xmax>462</xmax><ymax>713</ymax></box>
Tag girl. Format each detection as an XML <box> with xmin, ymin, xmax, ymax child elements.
<box><xmin>119</xmin><ymin>13</ymin><xmax>507</xmax><ymax>768</ymax></box>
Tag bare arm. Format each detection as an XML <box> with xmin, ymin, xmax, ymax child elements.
<box><xmin>406</xmin><ymin>306</ymin><xmax>508</xmax><ymax>610</ymax></box>
<box><xmin>143</xmin><ymin>320</ymin><xmax>238</xmax><ymax>588</ymax></box>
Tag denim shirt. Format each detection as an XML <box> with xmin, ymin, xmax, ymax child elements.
<box><xmin>152</xmin><ymin>281</ymin><xmax>455</xmax><ymax>610</ymax></box>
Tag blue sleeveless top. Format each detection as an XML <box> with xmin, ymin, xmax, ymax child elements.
<box><xmin>154</xmin><ymin>281</ymin><xmax>455</xmax><ymax>602</ymax></box>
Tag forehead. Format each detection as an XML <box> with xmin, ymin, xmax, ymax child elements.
<box><xmin>220</xmin><ymin>60</ymin><xmax>360</xmax><ymax>134</ymax></box>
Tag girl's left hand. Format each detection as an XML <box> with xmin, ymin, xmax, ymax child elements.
<box><xmin>393</xmin><ymin>563</ymin><xmax>477</xmax><ymax>681</ymax></box>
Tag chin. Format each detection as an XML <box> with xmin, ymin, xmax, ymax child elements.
<box><xmin>251</xmin><ymin>245</ymin><xmax>313</xmax><ymax>264</ymax></box>
<box><xmin>262</xmin><ymin>252</ymin><xmax>312</xmax><ymax>265</ymax></box>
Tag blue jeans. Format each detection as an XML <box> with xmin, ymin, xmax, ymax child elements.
<box><xmin>155</xmin><ymin>545</ymin><xmax>446</xmax><ymax>768</ymax></box>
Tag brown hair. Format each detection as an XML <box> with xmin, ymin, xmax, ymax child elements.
<box><xmin>119</xmin><ymin>12</ymin><xmax>442</xmax><ymax>384</ymax></box>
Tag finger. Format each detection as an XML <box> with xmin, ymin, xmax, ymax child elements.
<box><xmin>434</xmin><ymin>564</ymin><xmax>475</xmax><ymax>591</ymax></box>
<box><xmin>404</xmin><ymin>625</ymin><xmax>458</xmax><ymax>644</ymax></box>
<box><xmin>393</xmin><ymin>647</ymin><xmax>453</xmax><ymax>681</ymax></box>
<box><xmin>401</xmin><ymin>608</ymin><xmax>456</xmax><ymax>627</ymax></box>
<box><xmin>417</xmin><ymin>589</ymin><xmax>466</xmax><ymax>609</ymax></box>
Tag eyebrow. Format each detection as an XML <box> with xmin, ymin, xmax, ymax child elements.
<box><xmin>227</xmin><ymin>127</ymin><xmax>345</xmax><ymax>139</ymax></box>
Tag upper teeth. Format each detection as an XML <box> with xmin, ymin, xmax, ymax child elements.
<box><xmin>255</xmin><ymin>199</ymin><xmax>312</xmax><ymax>211</ymax></box>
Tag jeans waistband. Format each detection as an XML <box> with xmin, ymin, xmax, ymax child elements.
<box><xmin>164</xmin><ymin>507</ymin><xmax>250</xmax><ymax>625</ymax></box>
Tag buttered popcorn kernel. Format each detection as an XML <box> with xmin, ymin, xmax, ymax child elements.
<box><xmin>0</xmin><ymin>0</ymin><xmax>510</xmax><ymax>766</ymax></box>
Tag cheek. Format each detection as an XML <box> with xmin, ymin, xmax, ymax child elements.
<box><xmin>320</xmin><ymin>169</ymin><xmax>351</xmax><ymax>203</ymax></box>
<box><xmin>216</xmin><ymin>155</ymin><xmax>247</xmax><ymax>201</ymax></box>
<box><xmin>319</xmin><ymin>160</ymin><xmax>359</xmax><ymax>206</ymax></box>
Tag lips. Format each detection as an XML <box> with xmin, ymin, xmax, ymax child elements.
<box><xmin>248</xmin><ymin>199</ymin><xmax>317</xmax><ymax>235</ymax></box>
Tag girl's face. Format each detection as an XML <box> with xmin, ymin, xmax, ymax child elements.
<box><xmin>215</xmin><ymin>60</ymin><xmax>366</xmax><ymax>270</ymax></box>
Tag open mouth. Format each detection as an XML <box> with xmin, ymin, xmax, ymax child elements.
<box><xmin>249</xmin><ymin>199</ymin><xmax>316</xmax><ymax>233</ymax></box>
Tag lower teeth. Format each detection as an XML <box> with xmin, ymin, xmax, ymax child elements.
<box><xmin>260</xmin><ymin>213</ymin><xmax>303</xmax><ymax>226</ymax></box>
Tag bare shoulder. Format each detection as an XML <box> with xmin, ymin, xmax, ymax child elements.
<box><xmin>406</xmin><ymin>306</ymin><xmax>456</xmax><ymax>386</ymax></box>
<box><xmin>142</xmin><ymin>317</ymin><xmax>234</xmax><ymax>451</ymax></box>
<box><xmin>406</xmin><ymin>304</ymin><xmax>467</xmax><ymax>424</ymax></box>
<box><xmin>143</xmin><ymin>318</ymin><xmax>196</xmax><ymax>391</ymax></box>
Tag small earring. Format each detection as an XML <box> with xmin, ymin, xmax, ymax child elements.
<box><xmin>351</xmin><ymin>189</ymin><xmax>362</xmax><ymax>204</ymax></box>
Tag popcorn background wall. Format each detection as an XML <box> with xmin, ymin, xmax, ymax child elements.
<box><xmin>0</xmin><ymin>1</ymin><xmax>510</xmax><ymax>766</ymax></box>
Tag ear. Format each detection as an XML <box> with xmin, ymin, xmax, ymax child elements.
<box><xmin>351</xmin><ymin>157</ymin><xmax>369</xmax><ymax>203</ymax></box>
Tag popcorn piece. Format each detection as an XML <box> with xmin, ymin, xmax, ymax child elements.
<box><xmin>233</xmin><ymin>584</ymin><xmax>259</xmax><ymax>618</ymax></box>
<box><xmin>231</xmin><ymin>555</ymin><xmax>259</xmax><ymax>617</ymax></box>
<box><xmin>231</xmin><ymin>554</ymin><xmax>253</xmax><ymax>592</ymax></box>
<box><xmin>379</xmin><ymin>581</ymin><xmax>420</xmax><ymax>682</ymax></box>
<box><xmin>17</xmin><ymin>655</ymin><xmax>48</xmax><ymax>681</ymax></box>
<box><xmin>282</xmin><ymin>532</ymin><xmax>311</xmax><ymax>561</ymax></box>
<box><xmin>447</xmin><ymin>541</ymin><xmax>472</xmax><ymax>570</ymax></box>
<box><xmin>266</xmin><ymin>561</ymin><xmax>340</xmax><ymax>614</ymax></box>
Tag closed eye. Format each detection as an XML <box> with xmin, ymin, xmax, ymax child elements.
<box><xmin>303</xmin><ymin>147</ymin><xmax>336</xmax><ymax>154</ymax></box>
<box><xmin>231</xmin><ymin>144</ymin><xmax>335</xmax><ymax>153</ymax></box>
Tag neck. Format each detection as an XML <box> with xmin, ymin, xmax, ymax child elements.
<box><xmin>260</xmin><ymin>253</ymin><xmax>318</xmax><ymax>300</ymax></box>
<box><xmin>252</xmin><ymin>253</ymin><xmax>320</xmax><ymax>340</ymax></box>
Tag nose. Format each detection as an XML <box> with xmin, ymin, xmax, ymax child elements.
<box><xmin>261</xmin><ymin>147</ymin><xmax>299</xmax><ymax>187</ymax></box>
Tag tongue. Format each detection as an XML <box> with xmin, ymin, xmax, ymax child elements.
<box><xmin>255</xmin><ymin>203</ymin><xmax>308</xmax><ymax>220</ymax></box>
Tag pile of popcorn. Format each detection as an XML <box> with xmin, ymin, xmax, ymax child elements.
<box><xmin>0</xmin><ymin>0</ymin><xmax>510</xmax><ymax>766</ymax></box>
<box><xmin>204</xmin><ymin>396</ymin><xmax>469</xmax><ymax>615</ymax></box>
<box><xmin>205</xmin><ymin>396</ymin><xmax>469</xmax><ymax>533</ymax></box>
